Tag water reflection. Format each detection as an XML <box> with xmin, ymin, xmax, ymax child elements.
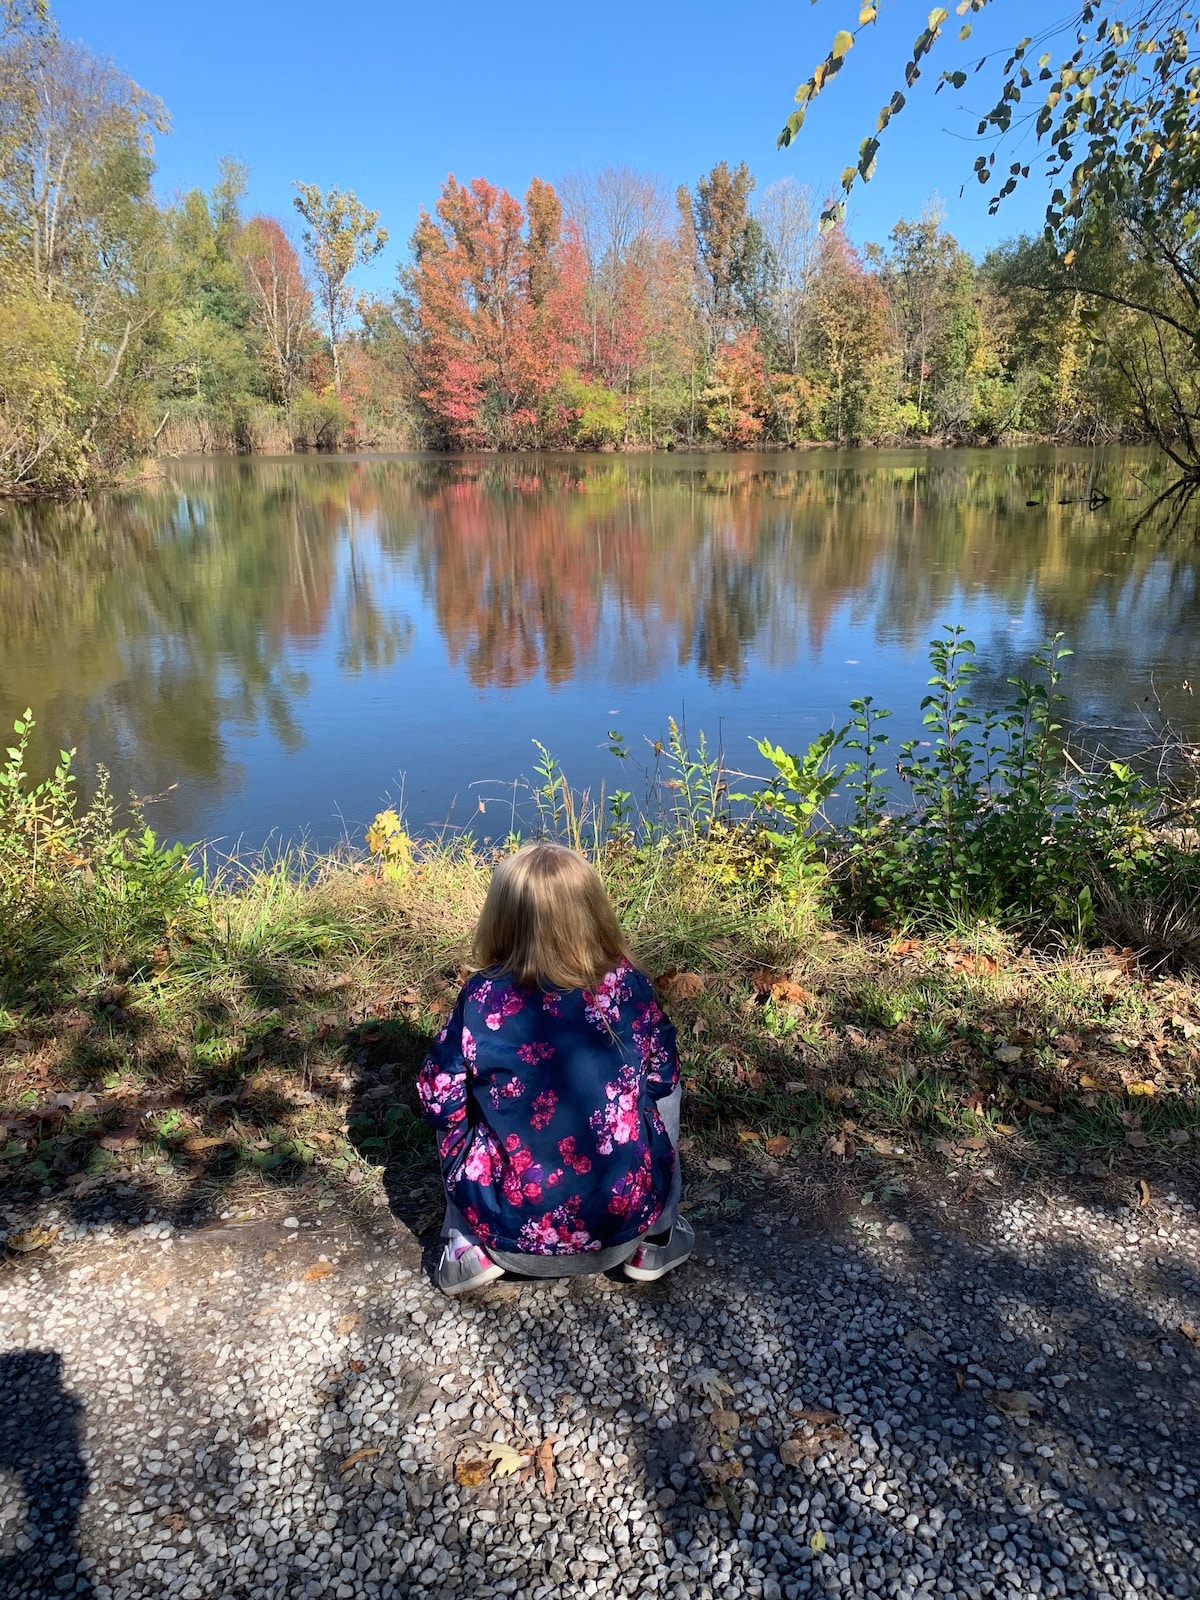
<box><xmin>0</xmin><ymin>449</ymin><xmax>1196</xmax><ymax>846</ymax></box>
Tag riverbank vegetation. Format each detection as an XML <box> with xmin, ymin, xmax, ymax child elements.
<box><xmin>2</xmin><ymin>632</ymin><xmax>1197</xmax><ymax>1213</ymax></box>
<box><xmin>1</xmin><ymin>2</ymin><xmax>1190</xmax><ymax>497</ymax></box>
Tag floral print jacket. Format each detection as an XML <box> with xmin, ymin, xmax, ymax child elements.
<box><xmin>416</xmin><ymin>960</ymin><xmax>679</xmax><ymax>1255</ymax></box>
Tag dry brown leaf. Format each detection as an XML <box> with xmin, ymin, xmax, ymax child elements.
<box><xmin>349</xmin><ymin>1359</ymin><xmax>366</xmax><ymax>1373</ymax></box>
<box><xmin>453</xmin><ymin>1451</ymin><xmax>491</xmax><ymax>1488</ymax></box>
<box><xmin>1138</xmin><ymin>1179</ymin><xmax>1151</xmax><ymax>1209</ymax></box>
<box><xmin>5</xmin><ymin>1224</ymin><xmax>60</xmax><ymax>1253</ymax></box>
<box><xmin>337</xmin><ymin>1314</ymin><xmax>359</xmax><ymax>1336</ymax></box>
<box><xmin>710</xmin><ymin>1408</ymin><xmax>741</xmax><ymax>1434</ymax></box>
<box><xmin>1125</xmin><ymin>1130</ymin><xmax>1149</xmax><ymax>1149</ymax></box>
<box><xmin>338</xmin><ymin>1447</ymin><xmax>380</xmax><ymax>1473</ymax></box>
<box><xmin>736</xmin><ymin>1128</ymin><xmax>762</xmax><ymax>1143</ymax></box>
<box><xmin>1179</xmin><ymin>1322</ymin><xmax>1200</xmax><ymax>1350</ymax></box>
<box><xmin>771</xmin><ymin>980</ymin><xmax>815</xmax><ymax>1007</ymax></box>
<box><xmin>789</xmin><ymin>1406</ymin><xmax>838</xmax><ymax>1425</ymax></box>
<box><xmin>904</xmin><ymin>1328</ymin><xmax>939</xmax><ymax>1358</ymax></box>
<box><xmin>750</xmin><ymin>968</ymin><xmax>779</xmax><ymax>995</ymax></box>
<box><xmin>536</xmin><ymin>1437</ymin><xmax>556</xmax><ymax>1496</ymax></box>
<box><xmin>699</xmin><ymin>1458</ymin><xmax>744</xmax><ymax>1482</ymax></box>
<box><xmin>1126</xmin><ymin>1080</ymin><xmax>1156</xmax><ymax>1096</ymax></box>
<box><xmin>765</xmin><ymin>1135</ymin><xmax>794</xmax><ymax>1159</ymax></box>
<box><xmin>99</xmin><ymin>1126</ymin><xmax>141</xmax><ymax>1151</ymax></box>
<box><xmin>1078</xmin><ymin>1074</ymin><xmax>1105</xmax><ymax>1090</ymax></box>
<box><xmin>705</xmin><ymin>1157</ymin><xmax>732</xmax><ymax>1173</ymax></box>
<box><xmin>183</xmin><ymin>1135</ymin><xmax>225</xmax><ymax>1152</ymax></box>
<box><xmin>992</xmin><ymin>1389</ymin><xmax>1043</xmax><ymax>1417</ymax></box>
<box><xmin>303</xmin><ymin>1262</ymin><xmax>335</xmax><ymax>1281</ymax></box>
<box><xmin>962</xmin><ymin>1135</ymin><xmax>988</xmax><ymax>1150</ymax></box>
<box><xmin>658</xmin><ymin>970</ymin><xmax>705</xmax><ymax>1002</ymax></box>
<box><xmin>995</xmin><ymin>1044</ymin><xmax>1023</xmax><ymax>1064</ymax></box>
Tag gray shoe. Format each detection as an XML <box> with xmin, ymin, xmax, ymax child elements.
<box><xmin>623</xmin><ymin>1215</ymin><xmax>695</xmax><ymax>1282</ymax></box>
<box><xmin>435</xmin><ymin>1242</ymin><xmax>505</xmax><ymax>1296</ymax></box>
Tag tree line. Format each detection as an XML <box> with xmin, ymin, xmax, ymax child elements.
<box><xmin>0</xmin><ymin>2</ymin><xmax>1174</xmax><ymax>496</ymax></box>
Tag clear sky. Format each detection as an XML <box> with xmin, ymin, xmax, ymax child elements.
<box><xmin>56</xmin><ymin>0</ymin><xmax>1058</xmax><ymax>291</ymax></box>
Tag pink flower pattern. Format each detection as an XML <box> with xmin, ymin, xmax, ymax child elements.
<box><xmin>416</xmin><ymin>963</ymin><xmax>679</xmax><ymax>1255</ymax></box>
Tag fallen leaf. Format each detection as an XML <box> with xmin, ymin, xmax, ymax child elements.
<box><xmin>536</xmin><ymin>1436</ymin><xmax>556</xmax><ymax>1496</ymax></box>
<box><xmin>689</xmin><ymin>1368</ymin><xmax>734</xmax><ymax>1403</ymax></box>
<box><xmin>904</xmin><ymin>1328</ymin><xmax>939</xmax><ymax>1358</ymax></box>
<box><xmin>1167</xmin><ymin>1128</ymin><xmax>1190</xmax><ymax>1145</ymax></box>
<box><xmin>1078</xmin><ymin>1074</ymin><xmax>1105</xmax><ymax>1090</ymax></box>
<box><xmin>869</xmin><ymin>1136</ymin><xmax>908</xmax><ymax>1159</ymax></box>
<box><xmin>765</xmin><ymin>1136</ymin><xmax>794</xmax><ymax>1159</ymax></box>
<box><xmin>993</xmin><ymin>1123</ymin><xmax>1017</xmax><ymax>1136</ymax></box>
<box><xmin>1179</xmin><ymin>1322</ymin><xmax>1200</xmax><ymax>1351</ymax></box>
<box><xmin>5</xmin><ymin>1224</ymin><xmax>60</xmax><ymax>1253</ymax></box>
<box><xmin>303</xmin><ymin>1262</ymin><xmax>335</xmax><ymax>1281</ymax></box>
<box><xmin>183</xmin><ymin>1135</ymin><xmax>225</xmax><ymax>1152</ymax></box>
<box><xmin>483</xmin><ymin>1441</ymin><xmax>526</xmax><ymax>1479</ymax></box>
<box><xmin>338</xmin><ymin>1448</ymin><xmax>380</xmax><ymax>1473</ymax></box>
<box><xmin>810</xmin><ymin>1529</ymin><xmax>827</xmax><ymax>1552</ymax></box>
<box><xmin>99</xmin><ymin>1125</ymin><xmax>141</xmax><ymax>1151</ymax></box>
<box><xmin>995</xmin><ymin>1044</ymin><xmax>1023</xmax><ymax>1065</ymax></box>
<box><xmin>962</xmin><ymin>1135</ymin><xmax>988</xmax><ymax>1150</ymax></box>
<box><xmin>337</xmin><ymin>1314</ymin><xmax>359</xmax><ymax>1336</ymax></box>
<box><xmin>751</xmin><ymin>968</ymin><xmax>779</xmax><ymax>995</ymax></box>
<box><xmin>789</xmin><ymin>1407</ymin><xmax>838</xmax><ymax>1425</ymax></box>
<box><xmin>658</xmin><ymin>970</ymin><xmax>705</xmax><ymax>1001</ymax></box>
<box><xmin>736</xmin><ymin>1128</ymin><xmax>761</xmax><ymax>1143</ymax></box>
<box><xmin>349</xmin><ymin>1359</ymin><xmax>366</xmax><ymax>1374</ymax></box>
<box><xmin>992</xmin><ymin>1389</ymin><xmax>1043</xmax><ymax>1417</ymax></box>
<box><xmin>699</xmin><ymin>1457</ymin><xmax>743</xmax><ymax>1481</ymax></box>
<box><xmin>706</xmin><ymin>1157</ymin><xmax>732</xmax><ymax>1173</ymax></box>
<box><xmin>779</xmin><ymin>1437</ymin><xmax>818</xmax><ymax>1466</ymax></box>
<box><xmin>710</xmin><ymin>1408</ymin><xmax>740</xmax><ymax>1434</ymax></box>
<box><xmin>1125</xmin><ymin>1131</ymin><xmax>1149</xmax><ymax>1149</ymax></box>
<box><xmin>453</xmin><ymin>1451</ymin><xmax>491</xmax><ymax>1488</ymax></box>
<box><xmin>771</xmin><ymin>980</ymin><xmax>814</xmax><ymax>1006</ymax></box>
<box><xmin>1138</xmin><ymin>1179</ymin><xmax>1151</xmax><ymax>1209</ymax></box>
<box><xmin>885</xmin><ymin>1220</ymin><xmax>913</xmax><ymax>1243</ymax></box>
<box><xmin>890</xmin><ymin>938</ymin><xmax>922</xmax><ymax>956</ymax></box>
<box><xmin>1126</xmin><ymin>1080</ymin><xmax>1156</xmax><ymax>1096</ymax></box>
<box><xmin>932</xmin><ymin>1139</ymin><xmax>962</xmax><ymax>1159</ymax></box>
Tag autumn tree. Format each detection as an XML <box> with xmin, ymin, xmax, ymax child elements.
<box><xmin>691</xmin><ymin>160</ymin><xmax>756</xmax><ymax>335</ymax></box>
<box><xmin>238</xmin><ymin>215</ymin><xmax>313</xmax><ymax>407</ymax></box>
<box><xmin>805</xmin><ymin>225</ymin><xmax>894</xmax><ymax>443</ymax></box>
<box><xmin>405</xmin><ymin>174</ymin><xmax>586</xmax><ymax>448</ymax></box>
<box><xmin>292</xmin><ymin>183</ymin><xmax>387</xmax><ymax>394</ymax></box>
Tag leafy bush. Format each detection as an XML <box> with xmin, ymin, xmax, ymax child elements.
<box><xmin>754</xmin><ymin>628</ymin><xmax>1200</xmax><ymax>938</ymax></box>
<box><xmin>0</xmin><ymin>711</ymin><xmax>203</xmax><ymax>997</ymax></box>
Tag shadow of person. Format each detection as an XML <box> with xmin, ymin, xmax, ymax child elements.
<box><xmin>0</xmin><ymin>1350</ymin><xmax>94</xmax><ymax>1600</ymax></box>
<box><xmin>343</xmin><ymin>1010</ymin><xmax>446</xmax><ymax>1268</ymax></box>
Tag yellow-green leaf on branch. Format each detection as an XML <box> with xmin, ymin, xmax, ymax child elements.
<box><xmin>832</xmin><ymin>29</ymin><xmax>855</xmax><ymax>58</ymax></box>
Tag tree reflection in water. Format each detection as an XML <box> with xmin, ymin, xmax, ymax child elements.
<box><xmin>0</xmin><ymin>448</ymin><xmax>1196</xmax><ymax>846</ymax></box>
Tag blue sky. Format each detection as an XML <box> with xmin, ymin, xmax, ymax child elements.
<box><xmin>57</xmin><ymin>0</ymin><xmax>1057</xmax><ymax>292</ymax></box>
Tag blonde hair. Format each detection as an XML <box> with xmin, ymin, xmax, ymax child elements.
<box><xmin>472</xmin><ymin>841</ymin><xmax>629</xmax><ymax>991</ymax></box>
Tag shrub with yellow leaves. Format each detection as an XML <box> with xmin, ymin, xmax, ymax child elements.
<box><xmin>365</xmin><ymin>809</ymin><xmax>412</xmax><ymax>883</ymax></box>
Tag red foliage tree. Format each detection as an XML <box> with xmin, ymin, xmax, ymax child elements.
<box><xmin>237</xmin><ymin>216</ymin><xmax>313</xmax><ymax>406</ymax></box>
<box><xmin>408</xmin><ymin>176</ymin><xmax>587</xmax><ymax>448</ymax></box>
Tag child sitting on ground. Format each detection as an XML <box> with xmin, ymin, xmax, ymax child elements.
<box><xmin>416</xmin><ymin>840</ymin><xmax>693</xmax><ymax>1295</ymax></box>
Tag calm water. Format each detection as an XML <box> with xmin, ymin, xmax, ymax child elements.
<box><xmin>2</xmin><ymin>448</ymin><xmax>1198</xmax><ymax>850</ymax></box>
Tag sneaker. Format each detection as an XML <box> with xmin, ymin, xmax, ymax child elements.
<box><xmin>623</xmin><ymin>1215</ymin><xmax>695</xmax><ymax>1282</ymax></box>
<box><xmin>435</xmin><ymin>1242</ymin><xmax>505</xmax><ymax>1296</ymax></box>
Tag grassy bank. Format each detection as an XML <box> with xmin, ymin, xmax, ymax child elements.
<box><xmin>3</xmin><ymin>630</ymin><xmax>1199</xmax><ymax>1221</ymax></box>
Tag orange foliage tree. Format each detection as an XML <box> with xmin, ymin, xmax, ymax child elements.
<box><xmin>406</xmin><ymin>176</ymin><xmax>587</xmax><ymax>448</ymax></box>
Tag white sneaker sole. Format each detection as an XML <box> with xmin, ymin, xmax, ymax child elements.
<box><xmin>623</xmin><ymin>1256</ymin><xmax>689</xmax><ymax>1283</ymax></box>
<box><xmin>440</xmin><ymin>1262</ymin><xmax>506</xmax><ymax>1296</ymax></box>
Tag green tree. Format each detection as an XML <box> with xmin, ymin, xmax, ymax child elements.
<box><xmin>0</xmin><ymin>6</ymin><xmax>168</xmax><ymax>492</ymax></box>
<box><xmin>292</xmin><ymin>183</ymin><xmax>387</xmax><ymax>393</ymax></box>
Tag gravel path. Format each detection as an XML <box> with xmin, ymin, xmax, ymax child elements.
<box><xmin>2</xmin><ymin>1181</ymin><xmax>1199</xmax><ymax>1600</ymax></box>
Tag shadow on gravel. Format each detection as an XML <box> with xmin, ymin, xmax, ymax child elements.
<box><xmin>0</xmin><ymin>1349</ymin><xmax>93</xmax><ymax>1600</ymax></box>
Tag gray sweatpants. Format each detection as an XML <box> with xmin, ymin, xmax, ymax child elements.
<box><xmin>441</xmin><ymin>1085</ymin><xmax>683</xmax><ymax>1277</ymax></box>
